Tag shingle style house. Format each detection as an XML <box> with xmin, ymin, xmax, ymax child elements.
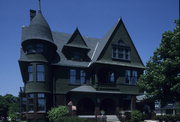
<box><xmin>19</xmin><ymin>8</ymin><xmax>145</xmax><ymax>122</ymax></box>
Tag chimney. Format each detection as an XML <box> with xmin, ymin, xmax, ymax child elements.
<box><xmin>30</xmin><ymin>9</ymin><xmax>36</xmax><ymax>21</ymax></box>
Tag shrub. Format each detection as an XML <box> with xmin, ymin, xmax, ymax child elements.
<box><xmin>130</xmin><ymin>110</ymin><xmax>143</xmax><ymax>122</ymax></box>
<box><xmin>47</xmin><ymin>106</ymin><xmax>69</xmax><ymax>121</ymax></box>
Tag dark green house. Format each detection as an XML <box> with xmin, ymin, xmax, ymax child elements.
<box><xmin>19</xmin><ymin>8</ymin><xmax>145</xmax><ymax>122</ymax></box>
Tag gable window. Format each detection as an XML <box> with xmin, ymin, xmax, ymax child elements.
<box><xmin>28</xmin><ymin>94</ymin><xmax>34</xmax><ymax>112</ymax></box>
<box><xmin>80</xmin><ymin>70</ymin><xmax>86</xmax><ymax>84</ymax></box>
<box><xmin>112</xmin><ymin>40</ymin><xmax>130</xmax><ymax>60</ymax></box>
<box><xmin>36</xmin><ymin>65</ymin><xmax>45</xmax><ymax>81</ymax></box>
<box><xmin>37</xmin><ymin>93</ymin><xmax>46</xmax><ymax>111</ymax></box>
<box><xmin>28</xmin><ymin>65</ymin><xmax>33</xmax><ymax>82</ymax></box>
<box><xmin>70</xmin><ymin>69</ymin><xmax>76</xmax><ymax>84</ymax></box>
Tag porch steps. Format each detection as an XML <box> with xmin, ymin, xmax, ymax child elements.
<box><xmin>78</xmin><ymin>115</ymin><xmax>120</xmax><ymax>122</ymax></box>
<box><xmin>106</xmin><ymin>115</ymin><xmax>120</xmax><ymax>122</ymax></box>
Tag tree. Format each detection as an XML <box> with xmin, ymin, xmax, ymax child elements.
<box><xmin>138</xmin><ymin>20</ymin><xmax>180</xmax><ymax>105</ymax></box>
<box><xmin>0</xmin><ymin>94</ymin><xmax>20</xmax><ymax>121</ymax></box>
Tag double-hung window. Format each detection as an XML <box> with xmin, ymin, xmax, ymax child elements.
<box><xmin>125</xmin><ymin>70</ymin><xmax>131</xmax><ymax>84</ymax></box>
<box><xmin>70</xmin><ymin>69</ymin><xmax>76</xmax><ymax>84</ymax></box>
<box><xmin>109</xmin><ymin>72</ymin><xmax>115</xmax><ymax>83</ymax></box>
<box><xmin>28</xmin><ymin>94</ymin><xmax>34</xmax><ymax>112</ymax></box>
<box><xmin>131</xmin><ymin>71</ymin><xmax>137</xmax><ymax>85</ymax></box>
<box><xmin>80</xmin><ymin>70</ymin><xmax>86</xmax><ymax>84</ymax></box>
<box><xmin>28</xmin><ymin>65</ymin><xmax>33</xmax><ymax>82</ymax></box>
<box><xmin>37</xmin><ymin>93</ymin><xmax>46</xmax><ymax>111</ymax></box>
<box><xmin>36</xmin><ymin>65</ymin><xmax>45</xmax><ymax>81</ymax></box>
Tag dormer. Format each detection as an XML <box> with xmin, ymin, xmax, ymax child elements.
<box><xmin>62</xmin><ymin>28</ymin><xmax>91</xmax><ymax>61</ymax></box>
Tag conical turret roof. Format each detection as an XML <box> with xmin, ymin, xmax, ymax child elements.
<box><xmin>22</xmin><ymin>10</ymin><xmax>54</xmax><ymax>44</ymax></box>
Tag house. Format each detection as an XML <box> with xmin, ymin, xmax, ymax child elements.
<box><xmin>19</xmin><ymin>7</ymin><xmax>145</xmax><ymax>122</ymax></box>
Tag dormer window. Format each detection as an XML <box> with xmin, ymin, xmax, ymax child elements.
<box><xmin>36</xmin><ymin>44</ymin><xmax>44</xmax><ymax>53</ymax></box>
<box><xmin>112</xmin><ymin>40</ymin><xmax>131</xmax><ymax>60</ymax></box>
<box><xmin>26</xmin><ymin>43</ymin><xmax>44</xmax><ymax>54</ymax></box>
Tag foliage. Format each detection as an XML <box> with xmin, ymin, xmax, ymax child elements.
<box><xmin>0</xmin><ymin>94</ymin><xmax>19</xmax><ymax>121</ymax></box>
<box><xmin>47</xmin><ymin>106</ymin><xmax>69</xmax><ymax>121</ymax></box>
<box><xmin>130</xmin><ymin>110</ymin><xmax>143</xmax><ymax>122</ymax></box>
<box><xmin>138</xmin><ymin>20</ymin><xmax>180</xmax><ymax>104</ymax></box>
<box><xmin>153</xmin><ymin>115</ymin><xmax>180</xmax><ymax>121</ymax></box>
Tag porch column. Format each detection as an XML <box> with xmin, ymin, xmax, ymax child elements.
<box><xmin>131</xmin><ymin>96</ymin><xmax>136</xmax><ymax>110</ymax></box>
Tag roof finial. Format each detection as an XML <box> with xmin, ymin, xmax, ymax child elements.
<box><xmin>38</xmin><ymin>0</ymin><xmax>41</xmax><ymax>11</ymax></box>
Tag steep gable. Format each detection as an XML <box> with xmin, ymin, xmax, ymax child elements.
<box><xmin>66</xmin><ymin>28</ymin><xmax>88</xmax><ymax>48</ymax></box>
<box><xmin>96</xmin><ymin>19</ymin><xmax>144</xmax><ymax>68</ymax></box>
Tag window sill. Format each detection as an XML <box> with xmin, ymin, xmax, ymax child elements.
<box><xmin>37</xmin><ymin>111</ymin><xmax>46</xmax><ymax>113</ymax></box>
<box><xmin>112</xmin><ymin>58</ymin><xmax>131</xmax><ymax>62</ymax></box>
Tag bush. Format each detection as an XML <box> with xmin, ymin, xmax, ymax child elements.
<box><xmin>47</xmin><ymin>106</ymin><xmax>69</xmax><ymax>121</ymax></box>
<box><xmin>130</xmin><ymin>110</ymin><xmax>143</xmax><ymax>122</ymax></box>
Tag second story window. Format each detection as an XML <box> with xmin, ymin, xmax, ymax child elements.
<box><xmin>125</xmin><ymin>70</ymin><xmax>138</xmax><ymax>85</ymax></box>
<box><xmin>69</xmin><ymin>69</ymin><xmax>86</xmax><ymax>85</ymax></box>
<box><xmin>109</xmin><ymin>72</ymin><xmax>115</xmax><ymax>83</ymax></box>
<box><xmin>125</xmin><ymin>70</ymin><xmax>131</xmax><ymax>84</ymax></box>
<box><xmin>70</xmin><ymin>69</ymin><xmax>76</xmax><ymax>84</ymax></box>
<box><xmin>131</xmin><ymin>71</ymin><xmax>137</xmax><ymax>85</ymax></box>
<box><xmin>80</xmin><ymin>70</ymin><xmax>86</xmax><ymax>84</ymax></box>
<box><xmin>28</xmin><ymin>65</ymin><xmax>33</xmax><ymax>82</ymax></box>
<box><xmin>36</xmin><ymin>65</ymin><xmax>45</xmax><ymax>82</ymax></box>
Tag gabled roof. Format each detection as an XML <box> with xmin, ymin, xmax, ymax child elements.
<box><xmin>65</xmin><ymin>28</ymin><xmax>89</xmax><ymax>49</ymax></box>
<box><xmin>20</xmin><ymin>17</ymin><xmax>145</xmax><ymax>69</ymax></box>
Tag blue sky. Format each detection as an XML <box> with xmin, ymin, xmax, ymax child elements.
<box><xmin>0</xmin><ymin>0</ymin><xmax>179</xmax><ymax>96</ymax></box>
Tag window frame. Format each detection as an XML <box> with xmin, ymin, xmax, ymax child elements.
<box><xmin>28</xmin><ymin>65</ymin><xmax>33</xmax><ymax>82</ymax></box>
<box><xmin>37</xmin><ymin>93</ymin><xmax>46</xmax><ymax>112</ymax></box>
<box><xmin>36</xmin><ymin>64</ymin><xmax>45</xmax><ymax>82</ymax></box>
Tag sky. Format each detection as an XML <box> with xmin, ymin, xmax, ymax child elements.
<box><xmin>0</xmin><ymin>0</ymin><xmax>179</xmax><ymax>96</ymax></box>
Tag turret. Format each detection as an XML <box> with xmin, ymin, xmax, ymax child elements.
<box><xmin>19</xmin><ymin>3</ymin><xmax>56</xmax><ymax>120</ymax></box>
<box><xmin>21</xmin><ymin>9</ymin><xmax>57</xmax><ymax>62</ymax></box>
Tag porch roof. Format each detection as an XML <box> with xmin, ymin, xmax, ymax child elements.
<box><xmin>70</xmin><ymin>85</ymin><xmax>140</xmax><ymax>95</ymax></box>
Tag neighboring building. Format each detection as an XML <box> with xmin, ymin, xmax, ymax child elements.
<box><xmin>19</xmin><ymin>8</ymin><xmax>145</xmax><ymax>122</ymax></box>
<box><xmin>155</xmin><ymin>101</ymin><xmax>180</xmax><ymax>115</ymax></box>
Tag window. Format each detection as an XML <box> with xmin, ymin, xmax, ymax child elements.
<box><xmin>37</xmin><ymin>93</ymin><xmax>46</xmax><ymax>111</ymax></box>
<box><xmin>28</xmin><ymin>94</ymin><xmax>34</xmax><ymax>112</ymax></box>
<box><xmin>21</xmin><ymin>97</ymin><xmax>27</xmax><ymax>112</ymax></box>
<box><xmin>125</xmin><ymin>70</ymin><xmax>131</xmax><ymax>84</ymax></box>
<box><xmin>125</xmin><ymin>70</ymin><xmax>138</xmax><ymax>85</ymax></box>
<box><xmin>112</xmin><ymin>40</ymin><xmax>130</xmax><ymax>60</ymax></box>
<box><xmin>109</xmin><ymin>72</ymin><xmax>115</xmax><ymax>83</ymax></box>
<box><xmin>27</xmin><ymin>45</ymin><xmax>35</xmax><ymax>54</ymax></box>
<box><xmin>36</xmin><ymin>44</ymin><xmax>44</xmax><ymax>53</ymax></box>
<box><xmin>28</xmin><ymin>65</ymin><xmax>33</xmax><ymax>82</ymax></box>
<box><xmin>36</xmin><ymin>65</ymin><xmax>45</xmax><ymax>81</ymax></box>
<box><xmin>70</xmin><ymin>69</ymin><xmax>76</xmax><ymax>84</ymax></box>
<box><xmin>131</xmin><ymin>71</ymin><xmax>137</xmax><ymax>85</ymax></box>
<box><xmin>80</xmin><ymin>70</ymin><xmax>86</xmax><ymax>84</ymax></box>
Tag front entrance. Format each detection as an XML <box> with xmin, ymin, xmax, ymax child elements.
<box><xmin>100</xmin><ymin>98</ymin><xmax>116</xmax><ymax>115</ymax></box>
<box><xmin>77</xmin><ymin>98</ymin><xmax>95</xmax><ymax>115</ymax></box>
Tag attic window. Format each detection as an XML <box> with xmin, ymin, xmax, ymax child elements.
<box><xmin>112</xmin><ymin>40</ymin><xmax>130</xmax><ymax>60</ymax></box>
